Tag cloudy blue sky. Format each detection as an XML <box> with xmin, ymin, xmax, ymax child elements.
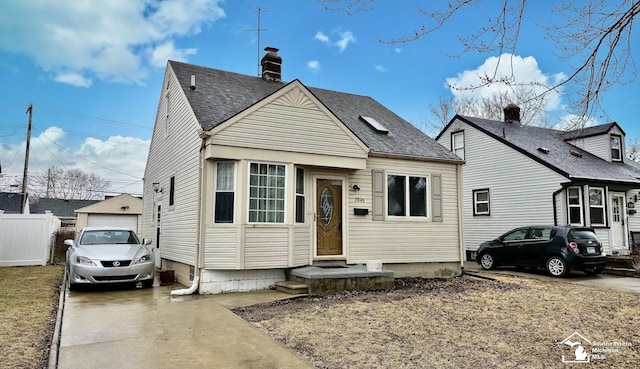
<box><xmin>0</xmin><ymin>0</ymin><xmax>638</xmax><ymax>196</ymax></box>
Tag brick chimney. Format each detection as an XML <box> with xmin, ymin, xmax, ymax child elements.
<box><xmin>261</xmin><ymin>47</ymin><xmax>282</xmax><ymax>82</ymax></box>
<box><xmin>503</xmin><ymin>103</ymin><xmax>521</xmax><ymax>123</ymax></box>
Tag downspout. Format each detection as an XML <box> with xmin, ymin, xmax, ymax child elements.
<box><xmin>171</xmin><ymin>134</ymin><xmax>207</xmax><ymax>296</ymax></box>
<box><xmin>552</xmin><ymin>183</ymin><xmax>570</xmax><ymax>226</ymax></box>
<box><xmin>457</xmin><ymin>163</ymin><xmax>465</xmax><ymax>271</ymax></box>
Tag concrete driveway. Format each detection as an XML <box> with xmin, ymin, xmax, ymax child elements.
<box><xmin>57</xmin><ymin>282</ymin><xmax>313</xmax><ymax>369</ymax></box>
<box><xmin>464</xmin><ymin>261</ymin><xmax>640</xmax><ymax>294</ymax></box>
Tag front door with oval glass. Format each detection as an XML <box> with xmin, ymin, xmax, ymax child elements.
<box><xmin>316</xmin><ymin>179</ymin><xmax>343</xmax><ymax>256</ymax></box>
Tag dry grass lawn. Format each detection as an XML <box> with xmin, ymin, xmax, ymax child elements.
<box><xmin>0</xmin><ymin>266</ymin><xmax>64</xmax><ymax>369</ymax></box>
<box><xmin>235</xmin><ymin>275</ymin><xmax>640</xmax><ymax>369</ymax></box>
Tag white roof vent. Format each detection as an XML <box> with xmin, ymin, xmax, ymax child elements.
<box><xmin>360</xmin><ymin>115</ymin><xmax>389</xmax><ymax>134</ymax></box>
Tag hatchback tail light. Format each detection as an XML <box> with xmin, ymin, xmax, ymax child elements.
<box><xmin>566</xmin><ymin>241</ymin><xmax>580</xmax><ymax>254</ymax></box>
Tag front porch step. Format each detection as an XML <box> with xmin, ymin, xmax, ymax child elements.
<box><xmin>274</xmin><ymin>280</ymin><xmax>309</xmax><ymax>295</ymax></box>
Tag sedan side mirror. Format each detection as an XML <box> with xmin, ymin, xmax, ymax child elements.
<box><xmin>64</xmin><ymin>239</ymin><xmax>74</xmax><ymax>247</ymax></box>
<box><xmin>142</xmin><ymin>238</ymin><xmax>152</xmax><ymax>246</ymax></box>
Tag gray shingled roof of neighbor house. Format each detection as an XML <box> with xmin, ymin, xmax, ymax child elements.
<box><xmin>168</xmin><ymin>61</ymin><xmax>462</xmax><ymax>162</ymax></box>
<box><xmin>0</xmin><ymin>192</ymin><xmax>25</xmax><ymax>213</ymax></box>
<box><xmin>457</xmin><ymin>116</ymin><xmax>640</xmax><ymax>185</ymax></box>
<box><xmin>30</xmin><ymin>198</ymin><xmax>99</xmax><ymax>217</ymax></box>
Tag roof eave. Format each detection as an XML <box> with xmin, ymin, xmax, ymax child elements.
<box><xmin>369</xmin><ymin>151</ymin><xmax>464</xmax><ymax>164</ymax></box>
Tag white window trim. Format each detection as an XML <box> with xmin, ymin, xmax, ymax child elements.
<box><xmin>214</xmin><ymin>161</ymin><xmax>237</xmax><ymax>224</ymax></box>
<box><xmin>588</xmin><ymin>187</ymin><xmax>606</xmax><ymax>226</ymax></box>
<box><xmin>610</xmin><ymin>134</ymin><xmax>622</xmax><ymax>162</ymax></box>
<box><xmin>246</xmin><ymin>161</ymin><xmax>288</xmax><ymax>224</ymax></box>
<box><xmin>385</xmin><ymin>172</ymin><xmax>430</xmax><ymax>220</ymax></box>
<box><xmin>452</xmin><ymin>131</ymin><xmax>465</xmax><ymax>160</ymax></box>
<box><xmin>473</xmin><ymin>189</ymin><xmax>490</xmax><ymax>216</ymax></box>
<box><xmin>567</xmin><ymin>186</ymin><xmax>583</xmax><ymax>226</ymax></box>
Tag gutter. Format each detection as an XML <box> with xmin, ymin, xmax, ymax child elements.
<box><xmin>171</xmin><ymin>135</ymin><xmax>207</xmax><ymax>296</ymax></box>
<box><xmin>368</xmin><ymin>151</ymin><xmax>464</xmax><ymax>165</ymax></box>
<box><xmin>457</xmin><ymin>163</ymin><xmax>465</xmax><ymax>271</ymax></box>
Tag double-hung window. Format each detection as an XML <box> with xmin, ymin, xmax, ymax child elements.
<box><xmin>473</xmin><ymin>189</ymin><xmax>490</xmax><ymax>215</ymax></box>
<box><xmin>567</xmin><ymin>187</ymin><xmax>582</xmax><ymax>225</ymax></box>
<box><xmin>588</xmin><ymin>187</ymin><xmax>605</xmax><ymax>226</ymax></box>
<box><xmin>214</xmin><ymin>162</ymin><xmax>235</xmax><ymax>223</ymax></box>
<box><xmin>387</xmin><ymin>174</ymin><xmax>427</xmax><ymax>217</ymax></box>
<box><xmin>295</xmin><ymin>168</ymin><xmax>305</xmax><ymax>223</ymax></box>
<box><xmin>611</xmin><ymin>135</ymin><xmax>622</xmax><ymax>161</ymax></box>
<box><xmin>452</xmin><ymin>131</ymin><xmax>465</xmax><ymax>160</ymax></box>
<box><xmin>249</xmin><ymin>163</ymin><xmax>286</xmax><ymax>223</ymax></box>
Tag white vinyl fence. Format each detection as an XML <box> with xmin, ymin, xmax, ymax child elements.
<box><xmin>0</xmin><ymin>211</ymin><xmax>60</xmax><ymax>266</ymax></box>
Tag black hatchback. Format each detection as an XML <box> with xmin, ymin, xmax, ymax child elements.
<box><xmin>476</xmin><ymin>226</ymin><xmax>606</xmax><ymax>277</ymax></box>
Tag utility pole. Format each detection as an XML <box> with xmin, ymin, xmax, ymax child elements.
<box><xmin>21</xmin><ymin>104</ymin><xmax>32</xmax><ymax>214</ymax></box>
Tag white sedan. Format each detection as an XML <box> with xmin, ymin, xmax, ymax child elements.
<box><xmin>65</xmin><ymin>227</ymin><xmax>155</xmax><ymax>290</ymax></box>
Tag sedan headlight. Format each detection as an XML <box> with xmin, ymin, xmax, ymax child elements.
<box><xmin>135</xmin><ymin>254</ymin><xmax>152</xmax><ymax>264</ymax></box>
<box><xmin>76</xmin><ymin>256</ymin><xmax>97</xmax><ymax>265</ymax></box>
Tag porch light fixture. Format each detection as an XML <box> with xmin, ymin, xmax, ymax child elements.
<box><xmin>120</xmin><ymin>206</ymin><xmax>130</xmax><ymax>211</ymax></box>
<box><xmin>153</xmin><ymin>182</ymin><xmax>163</xmax><ymax>193</ymax></box>
<box><xmin>352</xmin><ymin>184</ymin><xmax>360</xmax><ymax>191</ymax></box>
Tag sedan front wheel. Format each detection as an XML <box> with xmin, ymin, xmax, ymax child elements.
<box><xmin>546</xmin><ymin>256</ymin><xmax>569</xmax><ymax>277</ymax></box>
<box><xmin>479</xmin><ymin>253</ymin><xmax>496</xmax><ymax>270</ymax></box>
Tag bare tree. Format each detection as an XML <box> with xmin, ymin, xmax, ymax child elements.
<box><xmin>30</xmin><ymin>166</ymin><xmax>109</xmax><ymax>200</ymax></box>
<box><xmin>424</xmin><ymin>86</ymin><xmax>551</xmax><ymax>136</ymax></box>
<box><xmin>320</xmin><ymin>0</ymin><xmax>640</xmax><ymax>122</ymax></box>
<box><xmin>628</xmin><ymin>139</ymin><xmax>640</xmax><ymax>162</ymax></box>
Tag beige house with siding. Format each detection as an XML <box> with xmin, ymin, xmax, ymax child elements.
<box><xmin>75</xmin><ymin>194</ymin><xmax>143</xmax><ymax>233</ymax></box>
<box><xmin>142</xmin><ymin>47</ymin><xmax>464</xmax><ymax>294</ymax></box>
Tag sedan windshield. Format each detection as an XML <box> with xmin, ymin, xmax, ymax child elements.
<box><xmin>80</xmin><ymin>230</ymin><xmax>140</xmax><ymax>245</ymax></box>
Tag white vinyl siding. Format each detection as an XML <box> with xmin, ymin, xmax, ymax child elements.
<box><xmin>347</xmin><ymin>157</ymin><xmax>461</xmax><ymax>264</ymax></box>
<box><xmin>142</xmin><ymin>66</ymin><xmax>202</xmax><ymax>265</ymax></box>
<box><xmin>437</xmin><ymin>120</ymin><xmax>567</xmax><ymax>251</ymax></box>
<box><xmin>210</xmin><ymin>86</ymin><xmax>368</xmax><ymax>160</ymax></box>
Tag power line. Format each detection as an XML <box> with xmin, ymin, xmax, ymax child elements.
<box><xmin>37</xmin><ymin>105</ymin><xmax>152</xmax><ymax>129</ymax></box>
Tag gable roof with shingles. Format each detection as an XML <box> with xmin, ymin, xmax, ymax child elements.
<box><xmin>168</xmin><ymin>61</ymin><xmax>461</xmax><ymax>162</ymax></box>
<box><xmin>30</xmin><ymin>198</ymin><xmax>100</xmax><ymax>217</ymax></box>
<box><xmin>452</xmin><ymin>115</ymin><xmax>640</xmax><ymax>185</ymax></box>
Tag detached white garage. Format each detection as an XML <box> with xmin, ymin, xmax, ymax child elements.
<box><xmin>75</xmin><ymin>194</ymin><xmax>143</xmax><ymax>233</ymax></box>
<box><xmin>87</xmin><ymin>214</ymin><xmax>138</xmax><ymax>230</ymax></box>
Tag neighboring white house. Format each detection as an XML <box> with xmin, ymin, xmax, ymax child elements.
<box><xmin>436</xmin><ymin>104</ymin><xmax>640</xmax><ymax>259</ymax></box>
<box><xmin>142</xmin><ymin>47</ymin><xmax>465</xmax><ymax>294</ymax></box>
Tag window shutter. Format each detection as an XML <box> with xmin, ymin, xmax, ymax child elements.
<box><xmin>432</xmin><ymin>174</ymin><xmax>443</xmax><ymax>222</ymax></box>
<box><xmin>372</xmin><ymin>170</ymin><xmax>385</xmax><ymax>221</ymax></box>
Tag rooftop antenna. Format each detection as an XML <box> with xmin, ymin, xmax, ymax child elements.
<box><xmin>246</xmin><ymin>6</ymin><xmax>269</xmax><ymax>76</ymax></box>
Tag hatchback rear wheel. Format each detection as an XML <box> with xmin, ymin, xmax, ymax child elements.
<box><xmin>546</xmin><ymin>256</ymin><xmax>569</xmax><ymax>277</ymax></box>
<box><xmin>479</xmin><ymin>253</ymin><xmax>496</xmax><ymax>270</ymax></box>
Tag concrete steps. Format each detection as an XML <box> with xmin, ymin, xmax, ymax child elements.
<box><xmin>274</xmin><ymin>280</ymin><xmax>309</xmax><ymax>295</ymax></box>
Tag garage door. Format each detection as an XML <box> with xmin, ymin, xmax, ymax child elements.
<box><xmin>87</xmin><ymin>214</ymin><xmax>138</xmax><ymax>232</ymax></box>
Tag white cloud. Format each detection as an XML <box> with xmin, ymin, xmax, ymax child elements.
<box><xmin>53</xmin><ymin>72</ymin><xmax>93</xmax><ymax>88</ymax></box>
<box><xmin>314</xmin><ymin>29</ymin><xmax>356</xmax><ymax>52</ymax></box>
<box><xmin>335</xmin><ymin>31</ymin><xmax>356</xmax><ymax>52</ymax></box>
<box><xmin>0</xmin><ymin>0</ymin><xmax>225</xmax><ymax>86</ymax></box>
<box><xmin>446</xmin><ymin>53</ymin><xmax>564</xmax><ymax>112</ymax></box>
<box><xmin>375</xmin><ymin>65</ymin><xmax>387</xmax><ymax>72</ymax></box>
<box><xmin>0</xmin><ymin>127</ymin><xmax>149</xmax><ymax>195</ymax></box>
<box><xmin>149</xmin><ymin>41</ymin><xmax>197</xmax><ymax>68</ymax></box>
<box><xmin>314</xmin><ymin>32</ymin><xmax>330</xmax><ymax>44</ymax></box>
<box><xmin>307</xmin><ymin>60</ymin><xmax>321</xmax><ymax>72</ymax></box>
